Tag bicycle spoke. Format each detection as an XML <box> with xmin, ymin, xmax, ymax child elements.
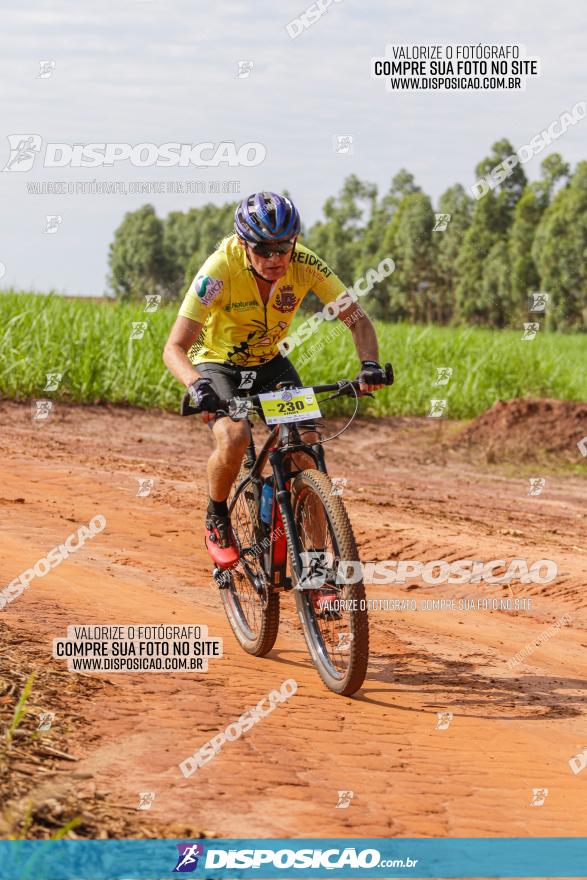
<box><xmin>296</xmin><ymin>488</ymin><xmax>352</xmax><ymax>677</ymax></box>
<box><xmin>226</xmin><ymin>476</ymin><xmax>268</xmax><ymax>633</ymax></box>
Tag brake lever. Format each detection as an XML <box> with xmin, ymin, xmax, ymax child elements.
<box><xmin>335</xmin><ymin>380</ymin><xmax>374</xmax><ymax>399</ymax></box>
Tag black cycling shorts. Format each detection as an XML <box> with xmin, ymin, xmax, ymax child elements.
<box><xmin>195</xmin><ymin>355</ymin><xmax>317</xmax><ymax>430</ymax></box>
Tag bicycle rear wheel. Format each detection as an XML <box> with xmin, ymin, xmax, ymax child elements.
<box><xmin>220</xmin><ymin>461</ymin><xmax>280</xmax><ymax>656</ymax></box>
<box><xmin>288</xmin><ymin>469</ymin><xmax>369</xmax><ymax>695</ymax></box>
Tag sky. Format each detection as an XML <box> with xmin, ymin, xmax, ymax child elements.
<box><xmin>0</xmin><ymin>0</ymin><xmax>585</xmax><ymax>296</ymax></box>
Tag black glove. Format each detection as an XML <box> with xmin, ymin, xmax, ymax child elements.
<box><xmin>356</xmin><ymin>359</ymin><xmax>385</xmax><ymax>386</ymax></box>
<box><xmin>188</xmin><ymin>377</ymin><xmax>221</xmax><ymax>412</ymax></box>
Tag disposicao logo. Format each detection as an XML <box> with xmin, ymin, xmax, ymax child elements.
<box><xmin>2</xmin><ymin>137</ymin><xmax>266</xmax><ymax>170</ymax></box>
<box><xmin>173</xmin><ymin>843</ymin><xmax>204</xmax><ymax>872</ymax></box>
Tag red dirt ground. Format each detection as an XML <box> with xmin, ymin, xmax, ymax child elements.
<box><xmin>0</xmin><ymin>399</ymin><xmax>585</xmax><ymax>857</ymax></box>
<box><xmin>451</xmin><ymin>397</ymin><xmax>587</xmax><ymax>462</ymax></box>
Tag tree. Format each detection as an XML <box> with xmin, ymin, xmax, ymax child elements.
<box><xmin>533</xmin><ymin>161</ymin><xmax>587</xmax><ymax>329</ymax></box>
<box><xmin>108</xmin><ymin>205</ymin><xmax>169</xmax><ymax>301</ymax></box>
<box><xmin>434</xmin><ymin>184</ymin><xmax>473</xmax><ymax>324</ymax></box>
<box><xmin>380</xmin><ymin>168</ymin><xmax>421</xmax><ymax>218</ymax></box>
<box><xmin>481</xmin><ymin>240</ymin><xmax>512</xmax><ymax>327</ymax></box>
<box><xmin>304</xmin><ymin>175</ymin><xmax>377</xmax><ymax>296</ymax></box>
<box><xmin>538</xmin><ymin>153</ymin><xmax>570</xmax><ymax>201</ymax></box>
<box><xmin>474</xmin><ymin>138</ymin><xmax>527</xmax><ymax>229</ymax></box>
<box><xmin>104</xmin><ymin>145</ymin><xmax>586</xmax><ymax>331</ymax></box>
<box><xmin>454</xmin><ymin>191</ymin><xmax>504</xmax><ymax>323</ymax></box>
<box><xmin>393</xmin><ymin>193</ymin><xmax>437</xmax><ymax>322</ymax></box>
<box><xmin>507</xmin><ymin>154</ymin><xmax>570</xmax><ymax>324</ymax></box>
<box><xmin>508</xmin><ymin>183</ymin><xmax>546</xmax><ymax>320</ymax></box>
<box><xmin>163</xmin><ymin>209</ymin><xmax>204</xmax><ymax>298</ymax></box>
<box><xmin>455</xmin><ymin>140</ymin><xmax>527</xmax><ymax>325</ymax></box>
<box><xmin>181</xmin><ymin>202</ymin><xmax>237</xmax><ymax>290</ymax></box>
<box><xmin>356</xmin><ymin>170</ymin><xmax>418</xmax><ymax>274</ymax></box>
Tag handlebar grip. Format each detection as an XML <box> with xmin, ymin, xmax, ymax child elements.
<box><xmin>383</xmin><ymin>362</ymin><xmax>394</xmax><ymax>386</ymax></box>
<box><xmin>180</xmin><ymin>390</ymin><xmax>202</xmax><ymax>416</ymax></box>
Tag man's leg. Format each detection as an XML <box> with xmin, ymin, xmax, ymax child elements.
<box><xmin>195</xmin><ymin>362</ymin><xmax>248</xmax><ymax>504</ymax></box>
<box><xmin>196</xmin><ymin>362</ymin><xmax>250</xmax><ymax>567</ymax></box>
<box><xmin>208</xmin><ymin>416</ymin><xmax>251</xmax><ymax>504</ymax></box>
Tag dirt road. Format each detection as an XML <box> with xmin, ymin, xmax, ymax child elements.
<box><xmin>0</xmin><ymin>401</ymin><xmax>586</xmax><ymax>843</ymax></box>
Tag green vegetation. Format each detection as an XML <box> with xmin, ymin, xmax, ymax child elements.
<box><xmin>12</xmin><ymin>140</ymin><xmax>581</xmax><ymax>416</ymax></box>
<box><xmin>1</xmin><ymin>292</ymin><xmax>584</xmax><ymax>418</ymax></box>
<box><xmin>5</xmin><ymin>671</ymin><xmax>35</xmax><ymax>744</ymax></box>
<box><xmin>105</xmin><ymin>147</ymin><xmax>587</xmax><ymax>332</ymax></box>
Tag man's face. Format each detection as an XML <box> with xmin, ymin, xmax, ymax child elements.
<box><xmin>243</xmin><ymin>238</ymin><xmax>296</xmax><ymax>282</ymax></box>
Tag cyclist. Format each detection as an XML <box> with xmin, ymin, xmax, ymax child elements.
<box><xmin>163</xmin><ymin>191</ymin><xmax>385</xmax><ymax>568</ymax></box>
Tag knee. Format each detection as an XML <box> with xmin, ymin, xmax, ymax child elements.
<box><xmin>214</xmin><ymin>418</ymin><xmax>250</xmax><ymax>455</ymax></box>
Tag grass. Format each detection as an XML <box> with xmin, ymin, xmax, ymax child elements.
<box><xmin>0</xmin><ymin>668</ymin><xmax>83</xmax><ymax>842</ymax></box>
<box><xmin>1</xmin><ymin>289</ymin><xmax>585</xmax><ymax>419</ymax></box>
<box><xmin>5</xmin><ymin>671</ymin><xmax>36</xmax><ymax>745</ymax></box>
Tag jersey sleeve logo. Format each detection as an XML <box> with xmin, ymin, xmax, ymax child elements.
<box><xmin>195</xmin><ymin>275</ymin><xmax>223</xmax><ymax>306</ymax></box>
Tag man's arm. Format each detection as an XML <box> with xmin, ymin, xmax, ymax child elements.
<box><xmin>336</xmin><ymin>302</ymin><xmax>385</xmax><ymax>392</ymax></box>
<box><xmin>163</xmin><ymin>317</ymin><xmax>222</xmax><ymax>424</ymax></box>
<box><xmin>163</xmin><ymin>315</ymin><xmax>203</xmax><ymax>387</ymax></box>
<box><xmin>305</xmin><ymin>248</ymin><xmax>385</xmax><ymax>393</ymax></box>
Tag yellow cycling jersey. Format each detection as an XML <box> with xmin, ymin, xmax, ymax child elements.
<box><xmin>178</xmin><ymin>234</ymin><xmax>346</xmax><ymax>367</ymax></box>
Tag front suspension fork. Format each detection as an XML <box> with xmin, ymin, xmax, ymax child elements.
<box><xmin>267</xmin><ymin>442</ymin><xmax>328</xmax><ymax>586</ymax></box>
<box><xmin>269</xmin><ymin>450</ymin><xmax>304</xmax><ymax>584</ymax></box>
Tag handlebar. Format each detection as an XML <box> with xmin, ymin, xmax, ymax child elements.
<box><xmin>180</xmin><ymin>362</ymin><xmax>394</xmax><ymax>417</ymax></box>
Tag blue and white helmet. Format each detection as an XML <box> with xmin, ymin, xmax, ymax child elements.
<box><xmin>234</xmin><ymin>191</ymin><xmax>301</xmax><ymax>243</ymax></box>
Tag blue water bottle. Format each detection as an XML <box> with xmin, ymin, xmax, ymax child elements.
<box><xmin>260</xmin><ymin>479</ymin><xmax>274</xmax><ymax>525</ymax></box>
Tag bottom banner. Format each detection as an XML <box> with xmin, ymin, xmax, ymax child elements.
<box><xmin>0</xmin><ymin>837</ymin><xmax>585</xmax><ymax>879</ymax></box>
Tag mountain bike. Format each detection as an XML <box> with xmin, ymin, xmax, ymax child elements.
<box><xmin>180</xmin><ymin>364</ymin><xmax>394</xmax><ymax>696</ymax></box>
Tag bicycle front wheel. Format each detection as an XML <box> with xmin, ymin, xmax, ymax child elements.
<box><xmin>289</xmin><ymin>469</ymin><xmax>369</xmax><ymax>695</ymax></box>
<box><xmin>220</xmin><ymin>461</ymin><xmax>280</xmax><ymax>657</ymax></box>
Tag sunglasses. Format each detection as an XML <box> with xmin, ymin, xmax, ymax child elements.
<box><xmin>248</xmin><ymin>240</ymin><xmax>295</xmax><ymax>258</ymax></box>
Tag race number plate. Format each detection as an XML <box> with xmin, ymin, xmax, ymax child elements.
<box><xmin>259</xmin><ymin>387</ymin><xmax>321</xmax><ymax>425</ymax></box>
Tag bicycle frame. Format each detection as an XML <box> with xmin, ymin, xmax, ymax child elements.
<box><xmin>228</xmin><ymin>418</ymin><xmax>329</xmax><ymax>589</ymax></box>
